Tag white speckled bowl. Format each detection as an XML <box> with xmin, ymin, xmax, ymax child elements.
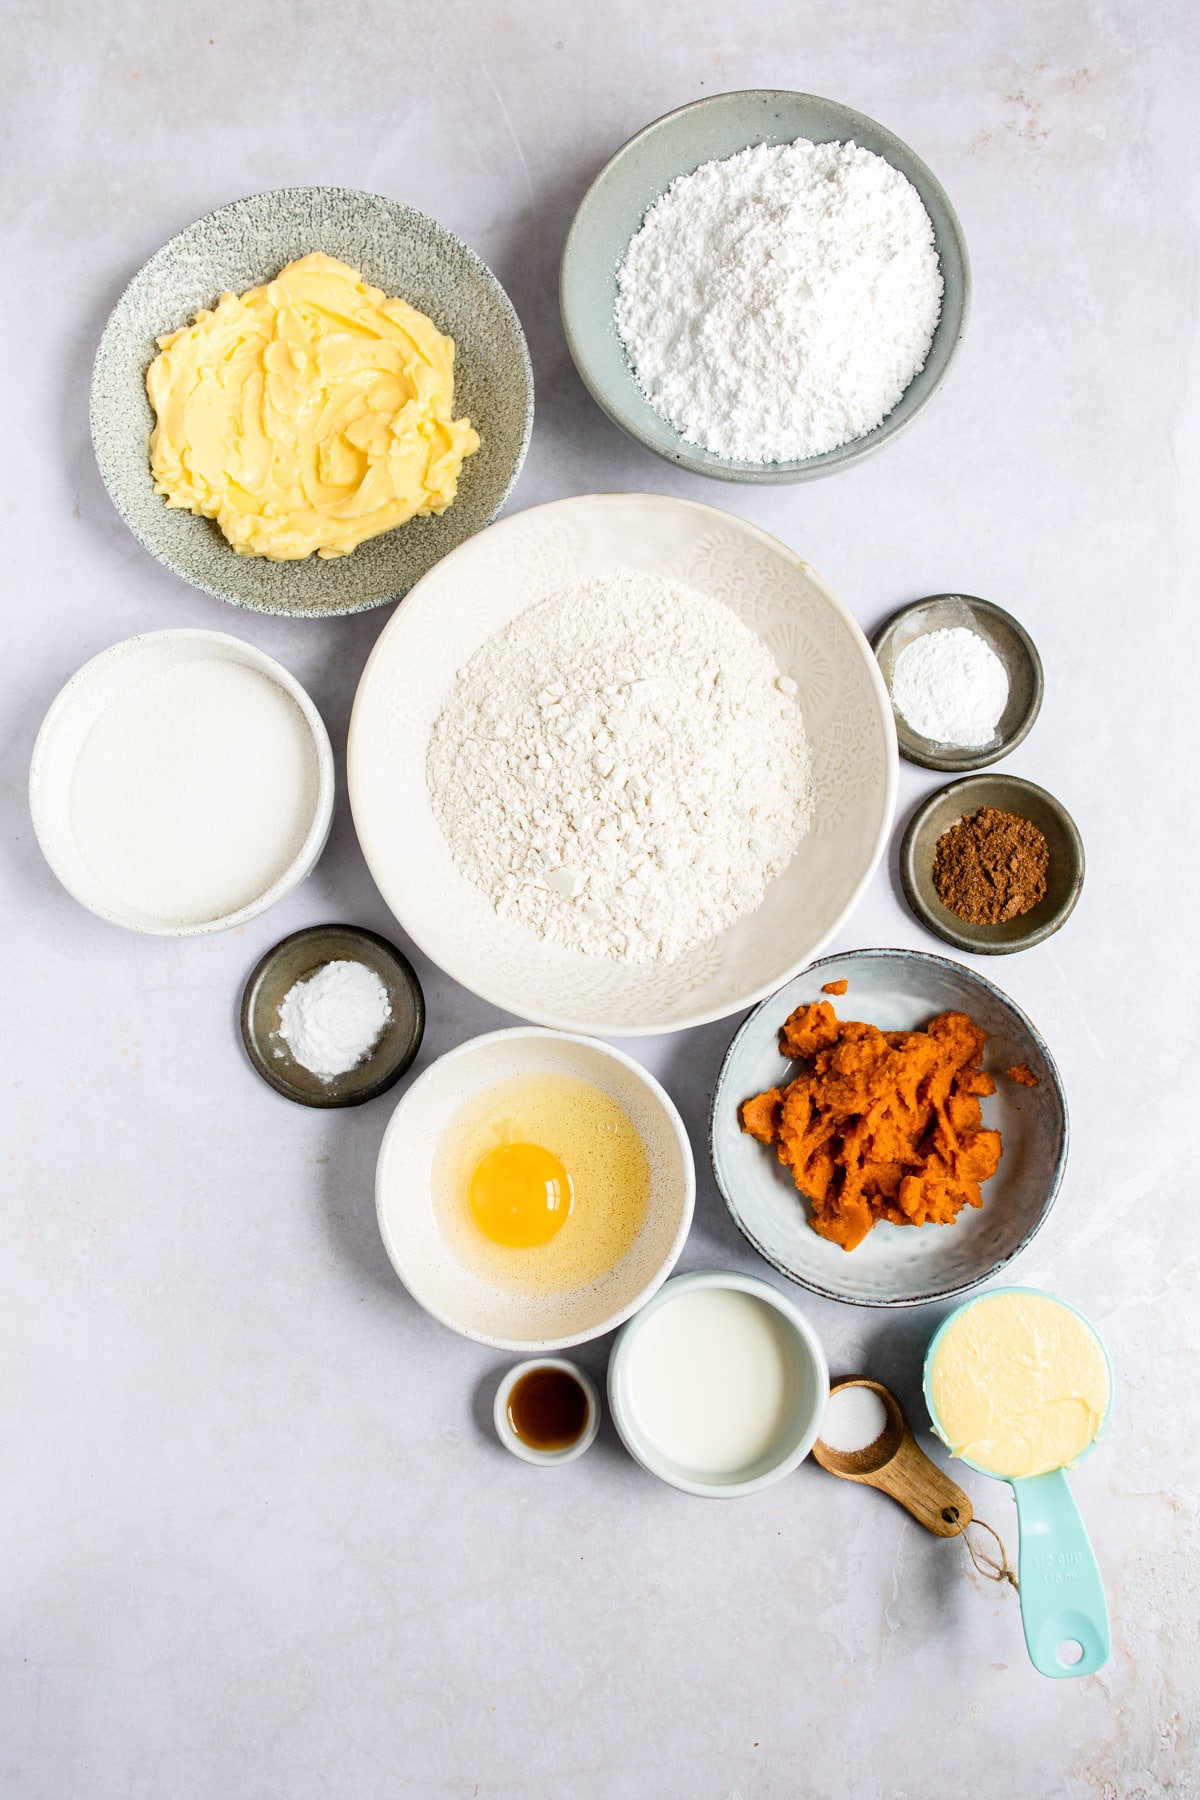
<box><xmin>91</xmin><ymin>187</ymin><xmax>533</xmax><ymax>617</ymax></box>
<box><xmin>349</xmin><ymin>493</ymin><xmax>897</xmax><ymax>1036</ymax></box>
<box><xmin>29</xmin><ymin>630</ymin><xmax>335</xmax><ymax>936</ymax></box>
<box><xmin>375</xmin><ymin>1029</ymin><xmax>695</xmax><ymax>1350</ymax></box>
<box><xmin>710</xmin><ymin>949</ymin><xmax>1068</xmax><ymax>1307</ymax></box>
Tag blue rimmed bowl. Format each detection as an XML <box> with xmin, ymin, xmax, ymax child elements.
<box><xmin>710</xmin><ymin>948</ymin><xmax>1067</xmax><ymax>1307</ymax></box>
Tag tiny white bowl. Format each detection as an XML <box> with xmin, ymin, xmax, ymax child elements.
<box><xmin>607</xmin><ymin>1268</ymin><xmax>829</xmax><ymax>1497</ymax></box>
<box><xmin>493</xmin><ymin>1359</ymin><xmax>601</xmax><ymax>1466</ymax></box>
<box><xmin>29</xmin><ymin>629</ymin><xmax>335</xmax><ymax>936</ymax></box>
<box><xmin>375</xmin><ymin>1027</ymin><xmax>695</xmax><ymax>1350</ymax></box>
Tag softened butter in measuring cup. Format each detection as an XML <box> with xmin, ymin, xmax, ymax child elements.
<box><xmin>929</xmin><ymin>1291</ymin><xmax>1110</xmax><ymax>1479</ymax></box>
<box><xmin>623</xmin><ymin>1287</ymin><xmax>800</xmax><ymax>1476</ymax></box>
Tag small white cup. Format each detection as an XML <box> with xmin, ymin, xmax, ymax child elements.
<box><xmin>493</xmin><ymin>1358</ymin><xmax>601</xmax><ymax>1466</ymax></box>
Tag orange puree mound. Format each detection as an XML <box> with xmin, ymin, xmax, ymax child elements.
<box><xmin>739</xmin><ymin>1002</ymin><xmax>1002</xmax><ymax>1252</ymax></box>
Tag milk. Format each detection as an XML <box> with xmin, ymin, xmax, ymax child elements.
<box><xmin>622</xmin><ymin>1286</ymin><xmax>800</xmax><ymax>1475</ymax></box>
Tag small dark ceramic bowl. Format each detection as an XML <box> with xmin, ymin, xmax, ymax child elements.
<box><xmin>872</xmin><ymin>595</ymin><xmax>1043</xmax><ymax>772</ymax></box>
<box><xmin>901</xmin><ymin>774</ymin><xmax>1085</xmax><ymax>955</ymax></box>
<box><xmin>241</xmin><ymin>924</ymin><xmax>424</xmax><ymax>1108</ymax></box>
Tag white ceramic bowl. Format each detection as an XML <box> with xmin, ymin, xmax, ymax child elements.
<box><xmin>349</xmin><ymin>493</ymin><xmax>897</xmax><ymax>1035</ymax></box>
<box><xmin>374</xmin><ymin>1028</ymin><xmax>695</xmax><ymax>1350</ymax></box>
<box><xmin>607</xmin><ymin>1269</ymin><xmax>829</xmax><ymax>1497</ymax></box>
<box><xmin>492</xmin><ymin>1359</ymin><xmax>602</xmax><ymax>1466</ymax></box>
<box><xmin>29</xmin><ymin>630</ymin><xmax>334</xmax><ymax>935</ymax></box>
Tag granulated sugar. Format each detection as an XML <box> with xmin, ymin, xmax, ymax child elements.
<box><xmin>69</xmin><ymin>657</ymin><xmax>319</xmax><ymax>924</ymax></box>
<box><xmin>615</xmin><ymin>138</ymin><xmax>943</xmax><ymax>463</ymax></box>
<box><xmin>427</xmin><ymin>571</ymin><xmax>814</xmax><ymax>963</ymax></box>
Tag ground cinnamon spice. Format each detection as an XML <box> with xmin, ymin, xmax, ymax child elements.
<box><xmin>932</xmin><ymin>806</ymin><xmax>1049</xmax><ymax>925</ymax></box>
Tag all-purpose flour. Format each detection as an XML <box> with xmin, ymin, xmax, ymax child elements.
<box><xmin>427</xmin><ymin>572</ymin><xmax>814</xmax><ymax>963</ymax></box>
<box><xmin>615</xmin><ymin>138</ymin><xmax>944</xmax><ymax>463</ymax></box>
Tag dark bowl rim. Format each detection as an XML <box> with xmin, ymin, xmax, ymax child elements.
<box><xmin>90</xmin><ymin>184</ymin><xmax>535</xmax><ymax>619</ymax></box>
<box><xmin>240</xmin><ymin>921</ymin><xmax>426</xmax><ymax>1108</ymax></box>
<box><xmin>871</xmin><ymin>594</ymin><xmax>1045</xmax><ymax>772</ymax></box>
<box><xmin>900</xmin><ymin>773</ymin><xmax>1085</xmax><ymax>954</ymax></box>
<box><xmin>708</xmin><ymin>946</ymin><xmax>1069</xmax><ymax>1308</ymax></box>
<box><xmin>559</xmin><ymin>87</ymin><xmax>971</xmax><ymax>484</ymax></box>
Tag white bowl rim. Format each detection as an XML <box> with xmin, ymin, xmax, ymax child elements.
<box><xmin>606</xmin><ymin>1266</ymin><xmax>830</xmax><ymax>1497</ymax></box>
<box><xmin>492</xmin><ymin>1357</ymin><xmax>602</xmax><ymax>1465</ymax></box>
<box><xmin>28</xmin><ymin>627</ymin><xmax>336</xmax><ymax>936</ymax></box>
<box><xmin>374</xmin><ymin>1025</ymin><xmax>697</xmax><ymax>1351</ymax></box>
<box><xmin>348</xmin><ymin>490</ymin><xmax>899</xmax><ymax>1035</ymax></box>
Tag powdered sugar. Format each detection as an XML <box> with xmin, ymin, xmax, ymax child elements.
<box><xmin>426</xmin><ymin>571</ymin><xmax>814</xmax><ymax>963</ymax></box>
<box><xmin>615</xmin><ymin>138</ymin><xmax>944</xmax><ymax>463</ymax></box>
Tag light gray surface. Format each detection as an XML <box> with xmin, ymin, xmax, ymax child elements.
<box><xmin>2</xmin><ymin>3</ymin><xmax>1198</xmax><ymax>1798</ymax></box>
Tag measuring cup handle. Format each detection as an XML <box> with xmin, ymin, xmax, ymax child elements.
<box><xmin>1012</xmin><ymin>1470</ymin><xmax>1110</xmax><ymax>1678</ymax></box>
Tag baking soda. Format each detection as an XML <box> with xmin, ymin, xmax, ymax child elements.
<box><xmin>891</xmin><ymin>626</ymin><xmax>1009</xmax><ymax>747</ymax></box>
<box><xmin>278</xmin><ymin>960</ymin><xmax>392</xmax><ymax>1080</ymax></box>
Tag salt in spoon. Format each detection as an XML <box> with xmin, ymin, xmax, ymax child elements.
<box><xmin>812</xmin><ymin>1376</ymin><xmax>972</xmax><ymax>1537</ymax></box>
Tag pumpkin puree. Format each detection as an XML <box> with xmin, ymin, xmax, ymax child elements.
<box><xmin>739</xmin><ymin>1001</ymin><xmax>1002</xmax><ymax>1251</ymax></box>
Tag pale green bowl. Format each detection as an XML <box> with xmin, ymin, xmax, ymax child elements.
<box><xmin>560</xmin><ymin>90</ymin><xmax>970</xmax><ymax>483</ymax></box>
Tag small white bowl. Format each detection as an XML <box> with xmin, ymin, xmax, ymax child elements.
<box><xmin>375</xmin><ymin>1027</ymin><xmax>695</xmax><ymax>1350</ymax></box>
<box><xmin>493</xmin><ymin>1359</ymin><xmax>601</xmax><ymax>1466</ymax></box>
<box><xmin>607</xmin><ymin>1269</ymin><xmax>828</xmax><ymax>1497</ymax></box>
<box><xmin>29</xmin><ymin>629</ymin><xmax>334</xmax><ymax>936</ymax></box>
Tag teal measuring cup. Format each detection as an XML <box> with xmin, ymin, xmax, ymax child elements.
<box><xmin>923</xmin><ymin>1286</ymin><xmax>1112</xmax><ymax>1679</ymax></box>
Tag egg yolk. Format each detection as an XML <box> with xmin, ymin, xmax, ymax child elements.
<box><xmin>468</xmin><ymin>1142</ymin><xmax>573</xmax><ymax>1248</ymax></box>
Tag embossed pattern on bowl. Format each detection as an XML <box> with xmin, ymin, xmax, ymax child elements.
<box><xmin>348</xmin><ymin>493</ymin><xmax>897</xmax><ymax>1035</ymax></box>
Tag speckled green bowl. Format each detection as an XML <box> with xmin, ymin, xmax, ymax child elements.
<box><xmin>91</xmin><ymin>188</ymin><xmax>534</xmax><ymax>618</ymax></box>
<box><xmin>561</xmin><ymin>90</ymin><xmax>970</xmax><ymax>482</ymax></box>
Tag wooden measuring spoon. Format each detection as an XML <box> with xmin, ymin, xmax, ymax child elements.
<box><xmin>812</xmin><ymin>1377</ymin><xmax>972</xmax><ymax>1538</ymax></box>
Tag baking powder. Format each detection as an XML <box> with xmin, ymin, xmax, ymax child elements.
<box><xmin>615</xmin><ymin>138</ymin><xmax>943</xmax><ymax>463</ymax></box>
<box><xmin>891</xmin><ymin>627</ymin><xmax>1009</xmax><ymax>747</ymax></box>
